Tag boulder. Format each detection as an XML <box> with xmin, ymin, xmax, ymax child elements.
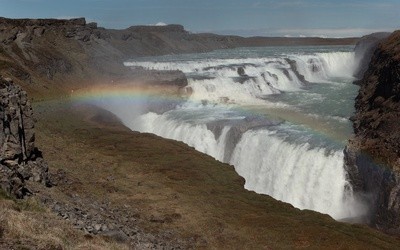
<box><xmin>237</xmin><ymin>67</ymin><xmax>246</xmax><ymax>76</ymax></box>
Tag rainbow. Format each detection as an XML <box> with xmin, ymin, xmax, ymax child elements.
<box><xmin>71</xmin><ymin>84</ymin><xmax>187</xmax><ymax>104</ymax></box>
<box><xmin>69</xmin><ymin>83</ymin><xmax>351</xmax><ymax>144</ymax></box>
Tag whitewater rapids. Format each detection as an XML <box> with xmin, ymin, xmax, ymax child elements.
<box><xmin>93</xmin><ymin>46</ymin><xmax>368</xmax><ymax>220</ymax></box>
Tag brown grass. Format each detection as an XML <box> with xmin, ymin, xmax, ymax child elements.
<box><xmin>0</xmin><ymin>197</ymin><xmax>129</xmax><ymax>250</ymax></box>
<box><xmin>0</xmin><ymin>59</ymin><xmax>13</xmax><ymax>70</ymax></box>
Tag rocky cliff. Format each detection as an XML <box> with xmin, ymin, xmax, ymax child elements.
<box><xmin>0</xmin><ymin>76</ymin><xmax>49</xmax><ymax>198</ymax></box>
<box><xmin>345</xmin><ymin>30</ymin><xmax>400</xmax><ymax>233</ymax></box>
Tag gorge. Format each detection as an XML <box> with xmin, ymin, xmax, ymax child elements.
<box><xmin>1</xmin><ymin>17</ymin><xmax>400</xmax><ymax>248</ymax></box>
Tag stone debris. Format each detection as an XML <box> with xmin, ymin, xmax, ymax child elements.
<box><xmin>37</xmin><ymin>194</ymin><xmax>187</xmax><ymax>249</ymax></box>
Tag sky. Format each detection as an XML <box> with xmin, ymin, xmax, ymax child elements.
<box><xmin>0</xmin><ymin>0</ymin><xmax>399</xmax><ymax>37</ymax></box>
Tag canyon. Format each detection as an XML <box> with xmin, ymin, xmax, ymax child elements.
<box><xmin>1</xmin><ymin>17</ymin><xmax>400</xmax><ymax>248</ymax></box>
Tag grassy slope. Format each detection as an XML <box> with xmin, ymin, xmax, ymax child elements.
<box><xmin>0</xmin><ymin>191</ymin><xmax>129</xmax><ymax>249</ymax></box>
<box><xmin>27</xmin><ymin>99</ymin><xmax>400</xmax><ymax>249</ymax></box>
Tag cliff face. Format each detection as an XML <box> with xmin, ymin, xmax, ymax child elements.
<box><xmin>345</xmin><ymin>30</ymin><xmax>400</xmax><ymax>233</ymax></box>
<box><xmin>0</xmin><ymin>76</ymin><xmax>49</xmax><ymax>197</ymax></box>
<box><xmin>352</xmin><ymin>31</ymin><xmax>400</xmax><ymax>168</ymax></box>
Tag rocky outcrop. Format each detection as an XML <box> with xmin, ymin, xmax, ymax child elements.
<box><xmin>285</xmin><ymin>58</ymin><xmax>310</xmax><ymax>85</ymax></box>
<box><xmin>353</xmin><ymin>32</ymin><xmax>391</xmax><ymax>79</ymax></box>
<box><xmin>0</xmin><ymin>76</ymin><xmax>49</xmax><ymax>198</ymax></box>
<box><xmin>345</xmin><ymin>30</ymin><xmax>400</xmax><ymax>233</ymax></box>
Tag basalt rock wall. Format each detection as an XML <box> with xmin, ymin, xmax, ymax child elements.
<box><xmin>345</xmin><ymin>30</ymin><xmax>400</xmax><ymax>233</ymax></box>
<box><xmin>0</xmin><ymin>76</ymin><xmax>49</xmax><ymax>197</ymax></box>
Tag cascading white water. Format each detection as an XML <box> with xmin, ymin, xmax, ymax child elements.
<box><xmin>114</xmin><ymin>108</ymin><xmax>364</xmax><ymax>219</ymax></box>
<box><xmin>290</xmin><ymin>52</ymin><xmax>356</xmax><ymax>82</ymax></box>
<box><xmin>128</xmin><ymin>112</ymin><xmax>228</xmax><ymax>159</ymax></box>
<box><xmin>230</xmin><ymin>129</ymin><xmax>358</xmax><ymax>219</ymax></box>
<box><xmin>91</xmin><ymin>46</ymin><xmax>367</xmax><ymax>220</ymax></box>
<box><xmin>124</xmin><ymin>52</ymin><xmax>355</xmax><ymax>79</ymax></box>
<box><xmin>316</xmin><ymin>52</ymin><xmax>356</xmax><ymax>78</ymax></box>
<box><xmin>126</xmin><ymin>51</ymin><xmax>355</xmax><ymax>104</ymax></box>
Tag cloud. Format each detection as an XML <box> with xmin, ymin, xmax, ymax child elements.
<box><xmin>155</xmin><ymin>22</ymin><xmax>167</xmax><ymax>26</ymax></box>
<box><xmin>251</xmin><ymin>0</ymin><xmax>306</xmax><ymax>9</ymax></box>
<box><xmin>211</xmin><ymin>27</ymin><xmax>396</xmax><ymax>38</ymax></box>
<box><xmin>275</xmin><ymin>28</ymin><xmax>395</xmax><ymax>38</ymax></box>
<box><xmin>56</xmin><ymin>16</ymin><xmax>80</xmax><ymax>20</ymax></box>
<box><xmin>251</xmin><ymin>0</ymin><xmax>400</xmax><ymax>10</ymax></box>
<box><xmin>145</xmin><ymin>22</ymin><xmax>168</xmax><ymax>26</ymax></box>
<box><xmin>329</xmin><ymin>1</ymin><xmax>400</xmax><ymax>9</ymax></box>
